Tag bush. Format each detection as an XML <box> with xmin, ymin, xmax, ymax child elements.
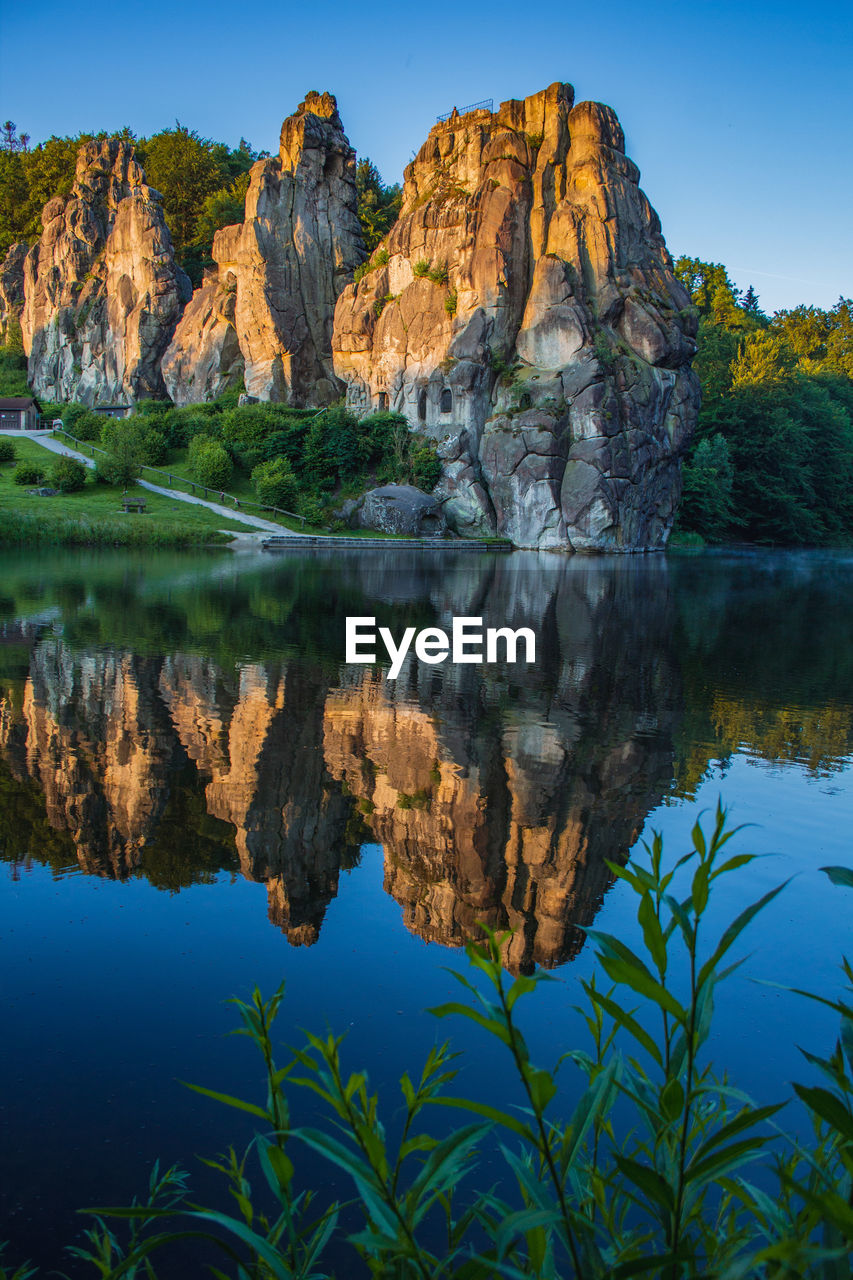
<box><xmin>251</xmin><ymin>456</ymin><xmax>298</xmax><ymax>510</ymax></box>
<box><xmin>13</xmin><ymin>462</ymin><xmax>44</xmax><ymax>485</ymax></box>
<box><xmin>61</xmin><ymin>404</ymin><xmax>102</xmax><ymax>441</ymax></box>
<box><xmin>49</xmin><ymin>457</ymin><xmax>87</xmax><ymax>493</ymax></box>
<box><xmin>413</xmin><ymin>258</ymin><xmax>430</xmax><ymax>278</ymax></box>
<box><xmin>188</xmin><ymin>436</ymin><xmax>232</xmax><ymax>489</ymax></box>
<box><xmin>411</xmin><ymin>443</ymin><xmax>442</xmax><ymax>490</ymax></box>
<box><xmin>53</xmin><ymin>808</ymin><xmax>853</xmax><ymax>1278</ymax></box>
<box><xmin>296</xmin><ymin>493</ymin><xmax>326</xmax><ymax>526</ymax></box>
<box><xmin>139</xmin><ymin>428</ymin><xmax>168</xmax><ymax>466</ymax></box>
<box><xmin>0</xmin><ymin>438</ymin><xmax>16</xmax><ymax>464</ymax></box>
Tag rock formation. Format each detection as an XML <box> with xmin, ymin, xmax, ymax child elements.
<box><xmin>21</xmin><ymin>138</ymin><xmax>191</xmax><ymax>405</ymax></box>
<box><xmin>332</xmin><ymin>82</ymin><xmax>699</xmax><ymax>549</ymax></box>
<box><xmin>0</xmin><ymin>241</ymin><xmax>27</xmax><ymax>345</ymax></box>
<box><xmin>164</xmin><ymin>92</ymin><xmax>365</xmax><ymax>406</ymax></box>
<box><xmin>159</xmin><ymin>269</ymin><xmax>244</xmax><ymax>404</ymax></box>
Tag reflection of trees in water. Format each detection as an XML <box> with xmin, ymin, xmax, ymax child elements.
<box><xmin>670</xmin><ymin>553</ymin><xmax>853</xmax><ymax>793</ymax></box>
<box><xmin>0</xmin><ymin>550</ymin><xmax>850</xmax><ymax>967</ymax></box>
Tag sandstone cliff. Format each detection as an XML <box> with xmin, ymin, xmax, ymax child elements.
<box><xmin>21</xmin><ymin>138</ymin><xmax>191</xmax><ymax>405</ymax></box>
<box><xmin>332</xmin><ymin>82</ymin><xmax>699</xmax><ymax>549</ymax></box>
<box><xmin>164</xmin><ymin>92</ymin><xmax>365</xmax><ymax>406</ymax></box>
<box><xmin>0</xmin><ymin>241</ymin><xmax>27</xmax><ymax>345</ymax></box>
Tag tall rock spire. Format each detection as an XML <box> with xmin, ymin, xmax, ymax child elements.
<box><xmin>163</xmin><ymin>91</ymin><xmax>366</xmax><ymax>406</ymax></box>
<box><xmin>22</xmin><ymin>138</ymin><xmax>191</xmax><ymax>406</ymax></box>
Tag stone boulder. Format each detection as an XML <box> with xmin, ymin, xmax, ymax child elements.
<box><xmin>0</xmin><ymin>242</ymin><xmax>27</xmax><ymax>345</ymax></box>
<box><xmin>21</xmin><ymin>139</ymin><xmax>191</xmax><ymax>406</ymax></box>
<box><xmin>332</xmin><ymin>82</ymin><xmax>699</xmax><ymax>551</ymax></box>
<box><xmin>356</xmin><ymin>485</ymin><xmax>447</xmax><ymax>536</ymax></box>
<box><xmin>165</xmin><ymin>92</ymin><xmax>365</xmax><ymax>407</ymax></box>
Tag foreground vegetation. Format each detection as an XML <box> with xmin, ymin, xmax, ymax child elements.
<box><xmin>3</xmin><ymin>808</ymin><xmax>851</xmax><ymax>1277</ymax></box>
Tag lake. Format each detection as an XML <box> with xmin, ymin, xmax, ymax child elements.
<box><xmin>1</xmin><ymin>545</ymin><xmax>852</xmax><ymax>1273</ymax></box>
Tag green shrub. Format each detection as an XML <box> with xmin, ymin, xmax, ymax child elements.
<box><xmin>188</xmin><ymin>436</ymin><xmax>232</xmax><ymax>489</ymax></box>
<box><xmin>139</xmin><ymin>427</ymin><xmax>168</xmax><ymax>466</ymax></box>
<box><xmin>61</xmin><ymin>404</ymin><xmax>102</xmax><ymax>441</ymax></box>
<box><xmin>56</xmin><ymin>808</ymin><xmax>853</xmax><ymax>1278</ymax></box>
<box><xmin>296</xmin><ymin>493</ymin><xmax>326</xmax><ymax>526</ymax></box>
<box><xmin>427</xmin><ymin>261</ymin><xmax>448</xmax><ymax>285</ymax></box>
<box><xmin>0</xmin><ymin>438</ymin><xmax>16</xmax><ymax>464</ymax></box>
<box><xmin>49</xmin><ymin>457</ymin><xmax>87</xmax><ymax>493</ymax></box>
<box><xmin>413</xmin><ymin>258</ymin><xmax>430</xmax><ymax>278</ymax></box>
<box><xmin>411</xmin><ymin>443</ymin><xmax>442</xmax><ymax>490</ymax></box>
<box><xmin>444</xmin><ymin>287</ymin><xmax>458</xmax><ymax>317</ymax></box>
<box><xmin>251</xmin><ymin>456</ymin><xmax>298</xmax><ymax>510</ymax></box>
<box><xmin>13</xmin><ymin>462</ymin><xmax>45</xmax><ymax>485</ymax></box>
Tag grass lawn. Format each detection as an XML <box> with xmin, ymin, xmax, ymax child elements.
<box><xmin>0</xmin><ymin>437</ymin><xmax>249</xmax><ymax>541</ymax></box>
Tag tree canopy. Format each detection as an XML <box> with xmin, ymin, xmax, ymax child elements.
<box><xmin>674</xmin><ymin>255</ymin><xmax>853</xmax><ymax>545</ymax></box>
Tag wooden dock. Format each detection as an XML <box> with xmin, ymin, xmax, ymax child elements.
<box><xmin>260</xmin><ymin>535</ymin><xmax>514</xmax><ymax>552</ymax></box>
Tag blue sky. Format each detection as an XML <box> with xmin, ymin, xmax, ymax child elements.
<box><xmin>2</xmin><ymin>0</ymin><xmax>850</xmax><ymax>313</ymax></box>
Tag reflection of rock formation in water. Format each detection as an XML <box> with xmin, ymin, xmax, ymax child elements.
<box><xmin>160</xmin><ymin>657</ymin><xmax>352</xmax><ymax>942</ymax></box>
<box><xmin>323</xmin><ymin>557</ymin><xmax>678</xmax><ymax>970</ymax></box>
<box><xmin>0</xmin><ymin>556</ymin><xmax>679</xmax><ymax>967</ymax></box>
<box><xmin>9</xmin><ymin>642</ymin><xmax>178</xmax><ymax>876</ymax></box>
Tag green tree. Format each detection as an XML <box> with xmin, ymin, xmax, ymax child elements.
<box><xmin>678</xmin><ymin>435</ymin><xmax>735</xmax><ymax>540</ymax></box>
<box><xmin>141</xmin><ymin>125</ymin><xmax>226</xmax><ymax>266</ymax></box>
<box><xmin>356</xmin><ymin>157</ymin><xmax>402</xmax><ymax>254</ymax></box>
<box><xmin>99</xmin><ymin>417</ymin><xmax>150</xmax><ymax>487</ymax></box>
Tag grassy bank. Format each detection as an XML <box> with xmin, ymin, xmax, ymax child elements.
<box><xmin>0</xmin><ymin>437</ymin><xmax>248</xmax><ymax>546</ymax></box>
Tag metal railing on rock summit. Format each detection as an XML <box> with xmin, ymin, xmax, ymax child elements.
<box><xmin>436</xmin><ymin>99</ymin><xmax>493</xmax><ymax>122</ymax></box>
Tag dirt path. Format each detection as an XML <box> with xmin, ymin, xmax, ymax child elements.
<box><xmin>0</xmin><ymin>430</ymin><xmax>296</xmax><ymax>535</ymax></box>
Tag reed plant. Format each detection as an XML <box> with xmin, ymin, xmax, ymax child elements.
<box><xmin>5</xmin><ymin>803</ymin><xmax>853</xmax><ymax>1278</ymax></box>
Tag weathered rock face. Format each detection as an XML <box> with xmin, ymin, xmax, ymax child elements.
<box><xmin>160</xmin><ymin>270</ymin><xmax>244</xmax><ymax>405</ymax></box>
<box><xmin>164</xmin><ymin>92</ymin><xmax>365</xmax><ymax>407</ymax></box>
<box><xmin>21</xmin><ymin>139</ymin><xmax>191</xmax><ymax>406</ymax></box>
<box><xmin>332</xmin><ymin>82</ymin><xmax>699</xmax><ymax>549</ymax></box>
<box><xmin>355</xmin><ymin>484</ymin><xmax>447</xmax><ymax>535</ymax></box>
<box><xmin>0</xmin><ymin>242</ymin><xmax>27</xmax><ymax>345</ymax></box>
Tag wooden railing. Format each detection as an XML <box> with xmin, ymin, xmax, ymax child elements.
<box><xmin>50</xmin><ymin>428</ymin><xmax>314</xmax><ymax>529</ymax></box>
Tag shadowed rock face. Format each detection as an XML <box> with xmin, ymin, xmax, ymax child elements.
<box><xmin>21</xmin><ymin>139</ymin><xmax>191</xmax><ymax>406</ymax></box>
<box><xmin>332</xmin><ymin>82</ymin><xmax>699</xmax><ymax>549</ymax></box>
<box><xmin>164</xmin><ymin>92</ymin><xmax>366</xmax><ymax>407</ymax></box>
<box><xmin>0</xmin><ymin>242</ymin><xmax>27</xmax><ymax>345</ymax></box>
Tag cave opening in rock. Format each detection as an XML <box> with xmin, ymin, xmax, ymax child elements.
<box><xmin>440</xmin><ymin>388</ymin><xmax>452</xmax><ymax>414</ymax></box>
<box><xmin>378</xmin><ymin>392</ymin><xmax>389</xmax><ymax>411</ymax></box>
<box><xmin>418</xmin><ymin>389</ymin><xmax>427</xmax><ymax>421</ymax></box>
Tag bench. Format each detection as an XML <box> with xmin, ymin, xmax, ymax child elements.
<box><xmin>120</xmin><ymin>498</ymin><xmax>147</xmax><ymax>514</ymax></box>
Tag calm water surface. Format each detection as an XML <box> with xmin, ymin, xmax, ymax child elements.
<box><xmin>1</xmin><ymin>546</ymin><xmax>852</xmax><ymax>1272</ymax></box>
